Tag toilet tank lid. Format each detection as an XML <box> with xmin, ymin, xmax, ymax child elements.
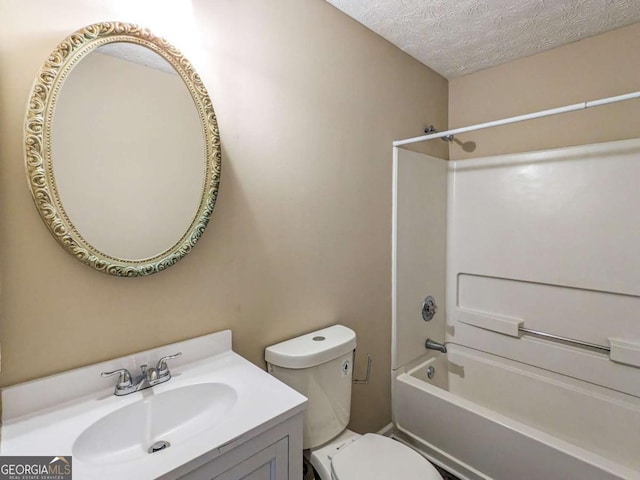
<box><xmin>265</xmin><ymin>325</ymin><xmax>356</xmax><ymax>369</ymax></box>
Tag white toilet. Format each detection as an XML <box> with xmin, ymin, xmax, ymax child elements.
<box><xmin>265</xmin><ymin>324</ymin><xmax>443</xmax><ymax>480</ymax></box>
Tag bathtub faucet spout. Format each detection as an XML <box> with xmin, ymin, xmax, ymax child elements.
<box><xmin>425</xmin><ymin>339</ymin><xmax>447</xmax><ymax>353</ymax></box>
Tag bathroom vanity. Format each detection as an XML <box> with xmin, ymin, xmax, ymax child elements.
<box><xmin>0</xmin><ymin>331</ymin><xmax>306</xmax><ymax>479</ymax></box>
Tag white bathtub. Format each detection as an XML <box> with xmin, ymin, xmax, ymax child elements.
<box><xmin>393</xmin><ymin>344</ymin><xmax>640</xmax><ymax>480</ymax></box>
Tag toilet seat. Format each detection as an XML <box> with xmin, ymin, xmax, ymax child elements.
<box><xmin>330</xmin><ymin>433</ymin><xmax>443</xmax><ymax>480</ymax></box>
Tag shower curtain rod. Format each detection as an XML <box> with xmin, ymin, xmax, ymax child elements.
<box><xmin>393</xmin><ymin>90</ymin><xmax>640</xmax><ymax>147</ymax></box>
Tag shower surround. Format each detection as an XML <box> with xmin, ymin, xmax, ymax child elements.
<box><xmin>391</xmin><ymin>139</ymin><xmax>640</xmax><ymax>479</ymax></box>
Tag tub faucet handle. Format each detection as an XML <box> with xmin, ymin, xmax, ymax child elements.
<box><xmin>422</xmin><ymin>296</ymin><xmax>438</xmax><ymax>321</ymax></box>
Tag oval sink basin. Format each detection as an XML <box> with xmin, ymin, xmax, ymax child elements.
<box><xmin>73</xmin><ymin>382</ymin><xmax>237</xmax><ymax>464</ymax></box>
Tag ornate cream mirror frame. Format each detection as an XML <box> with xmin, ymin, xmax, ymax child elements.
<box><xmin>24</xmin><ymin>22</ymin><xmax>221</xmax><ymax>277</ymax></box>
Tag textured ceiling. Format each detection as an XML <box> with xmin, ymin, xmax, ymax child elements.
<box><xmin>97</xmin><ymin>43</ymin><xmax>176</xmax><ymax>75</ymax></box>
<box><xmin>325</xmin><ymin>0</ymin><xmax>640</xmax><ymax>78</ymax></box>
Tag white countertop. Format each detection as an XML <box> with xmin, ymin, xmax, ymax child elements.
<box><xmin>0</xmin><ymin>331</ymin><xmax>307</xmax><ymax>479</ymax></box>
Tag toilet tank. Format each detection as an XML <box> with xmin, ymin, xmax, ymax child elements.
<box><xmin>265</xmin><ymin>325</ymin><xmax>357</xmax><ymax>449</ymax></box>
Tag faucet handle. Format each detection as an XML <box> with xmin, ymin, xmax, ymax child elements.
<box><xmin>156</xmin><ymin>352</ymin><xmax>182</xmax><ymax>377</ymax></box>
<box><xmin>101</xmin><ymin>368</ymin><xmax>133</xmax><ymax>388</ymax></box>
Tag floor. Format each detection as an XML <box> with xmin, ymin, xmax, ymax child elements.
<box><xmin>434</xmin><ymin>464</ymin><xmax>462</xmax><ymax>480</ymax></box>
<box><xmin>302</xmin><ymin>457</ymin><xmax>316</xmax><ymax>480</ymax></box>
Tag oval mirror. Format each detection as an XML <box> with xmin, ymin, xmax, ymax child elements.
<box><xmin>24</xmin><ymin>22</ymin><xmax>221</xmax><ymax>276</ymax></box>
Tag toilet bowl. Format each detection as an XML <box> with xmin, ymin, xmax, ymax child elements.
<box><xmin>310</xmin><ymin>429</ymin><xmax>442</xmax><ymax>480</ymax></box>
<box><xmin>265</xmin><ymin>325</ymin><xmax>443</xmax><ymax>480</ymax></box>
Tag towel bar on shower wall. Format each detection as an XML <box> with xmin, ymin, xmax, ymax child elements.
<box><xmin>518</xmin><ymin>327</ymin><xmax>610</xmax><ymax>352</ymax></box>
<box><xmin>457</xmin><ymin>309</ymin><xmax>640</xmax><ymax>368</ymax></box>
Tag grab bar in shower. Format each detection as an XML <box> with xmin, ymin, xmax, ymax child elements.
<box><xmin>518</xmin><ymin>327</ymin><xmax>610</xmax><ymax>353</ymax></box>
<box><xmin>458</xmin><ymin>309</ymin><xmax>640</xmax><ymax>367</ymax></box>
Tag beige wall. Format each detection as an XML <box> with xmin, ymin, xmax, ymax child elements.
<box><xmin>449</xmin><ymin>22</ymin><xmax>640</xmax><ymax>160</ymax></box>
<box><xmin>0</xmin><ymin>0</ymin><xmax>447</xmax><ymax>433</ymax></box>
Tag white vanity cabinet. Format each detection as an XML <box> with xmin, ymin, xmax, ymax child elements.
<box><xmin>172</xmin><ymin>413</ymin><xmax>303</xmax><ymax>480</ymax></box>
<box><xmin>213</xmin><ymin>438</ymin><xmax>288</xmax><ymax>480</ymax></box>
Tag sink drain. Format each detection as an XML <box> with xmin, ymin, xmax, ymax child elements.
<box><xmin>148</xmin><ymin>440</ymin><xmax>171</xmax><ymax>454</ymax></box>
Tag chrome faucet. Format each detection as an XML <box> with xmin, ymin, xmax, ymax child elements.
<box><xmin>101</xmin><ymin>352</ymin><xmax>182</xmax><ymax>396</ymax></box>
<box><xmin>425</xmin><ymin>339</ymin><xmax>447</xmax><ymax>353</ymax></box>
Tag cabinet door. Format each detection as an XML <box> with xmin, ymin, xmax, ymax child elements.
<box><xmin>214</xmin><ymin>437</ymin><xmax>289</xmax><ymax>480</ymax></box>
